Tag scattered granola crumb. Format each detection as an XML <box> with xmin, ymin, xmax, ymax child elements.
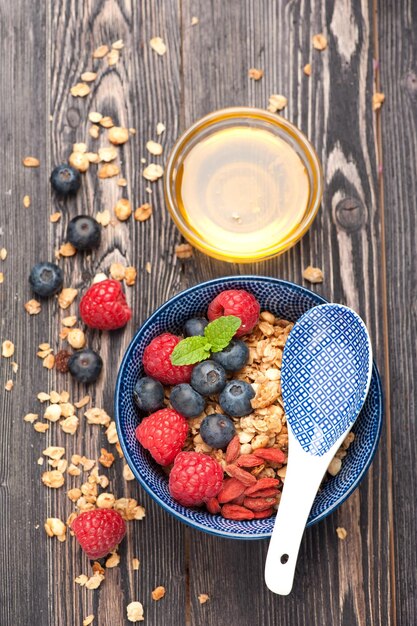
<box><xmin>92</xmin><ymin>562</ymin><xmax>105</xmax><ymax>576</ymax></box>
<box><xmin>89</xmin><ymin>111</ymin><xmax>103</xmax><ymax>123</ymax></box>
<box><xmin>44</xmin><ymin>517</ymin><xmax>67</xmax><ymax>541</ymax></box>
<box><xmin>92</xmin><ymin>272</ymin><xmax>108</xmax><ymax>283</ymax></box>
<box><xmin>134</xmin><ymin>203</ymin><xmax>152</xmax><ymax>222</ymax></box>
<box><xmin>145</xmin><ymin>262</ymin><xmax>152</xmax><ymax>274</ymax></box>
<box><xmin>11</xmin><ymin>362</ymin><xmax>18</xmax><ymax>373</ymax></box>
<box><xmin>175</xmin><ymin>243</ymin><xmax>193</xmax><ymax>259</ymax></box>
<box><xmin>156</xmin><ymin>122</ymin><xmax>166</xmax><ymax>135</ymax></box>
<box><xmin>34</xmin><ymin>422</ymin><xmax>49</xmax><ymax>433</ymax></box>
<box><xmin>303</xmin><ymin>63</ymin><xmax>312</xmax><ymax>76</ymax></box>
<box><xmin>62</xmin><ymin>315</ymin><xmax>77</xmax><ymax>327</ymax></box>
<box><xmin>105</xmin><ymin>552</ymin><xmax>120</xmax><ymax>568</ymax></box>
<box><xmin>0</xmin><ymin>248</ymin><xmax>7</xmax><ymax>260</ymax></box>
<box><xmin>69</xmin><ymin>151</ymin><xmax>89</xmax><ymax>172</ymax></box>
<box><xmin>327</xmin><ymin>457</ymin><xmax>342</xmax><ymax>476</ymax></box>
<box><xmin>74</xmin><ymin>395</ymin><xmax>90</xmax><ymax>409</ymax></box>
<box><xmin>146</xmin><ymin>140</ymin><xmax>163</xmax><ymax>156</ymax></box>
<box><xmin>98</xmin><ymin>146</ymin><xmax>118</xmax><ymax>162</ymax></box>
<box><xmin>152</xmin><ymin>586</ymin><xmax>166</xmax><ymax>601</ymax></box>
<box><xmin>67</xmin><ymin>328</ymin><xmax>86</xmax><ymax>349</ymax></box>
<box><xmin>191</xmin><ymin>16</ymin><xmax>199</xmax><ymax>25</ymax></box>
<box><xmin>70</xmin><ymin>83</ymin><xmax>91</xmax><ymax>97</ymax></box>
<box><xmin>99</xmin><ymin>448</ymin><xmax>115</xmax><ymax>468</ymax></box>
<box><xmin>23</xmin><ymin>194</ymin><xmax>31</xmax><ymax>208</ymax></box>
<box><xmin>127</xmin><ymin>601</ymin><xmax>144</xmax><ymax>622</ymax></box>
<box><xmin>24</xmin><ymin>299</ymin><xmax>41</xmax><ymax>315</ymax></box>
<box><xmin>114</xmin><ymin>198</ymin><xmax>132</xmax><ymax>221</ymax></box>
<box><xmin>44</xmin><ymin>404</ymin><xmax>62</xmax><ymax>422</ymax></box>
<box><xmin>42</xmin><ymin>470</ymin><xmax>65</xmax><ymax>489</ymax></box>
<box><xmin>85</xmin><ymin>573</ymin><xmax>105</xmax><ymax>590</ymax></box>
<box><xmin>75</xmin><ymin>574</ymin><xmax>89</xmax><ymax>586</ymax></box>
<box><xmin>81</xmin><ymin>71</ymin><xmax>97</xmax><ymax>82</ymax></box>
<box><xmin>58</xmin><ymin>288</ymin><xmax>78</xmax><ymax>309</ymax></box>
<box><xmin>73</xmin><ymin>142</ymin><xmax>87</xmax><ymax>153</ymax></box>
<box><xmin>58</xmin><ymin>242</ymin><xmax>77</xmax><ymax>257</ymax></box>
<box><xmin>108</xmin><ymin>126</ymin><xmax>129</xmax><ymax>145</ymax></box>
<box><xmin>248</xmin><ymin>68</ymin><xmax>264</xmax><ymax>80</ymax></box>
<box><xmin>2</xmin><ymin>340</ymin><xmax>15</xmax><ymax>358</ymax></box>
<box><xmin>93</xmin><ymin>44</ymin><xmax>109</xmax><ymax>58</ymax></box>
<box><xmin>303</xmin><ymin>265</ymin><xmax>324</xmax><ymax>283</ymax></box>
<box><xmin>50</xmin><ymin>212</ymin><xmax>61</xmax><ymax>223</ymax></box>
<box><xmin>107</xmin><ymin>49</ymin><xmax>120</xmax><ymax>66</ymax></box>
<box><xmin>0</xmin><ymin>273</ymin><xmax>3</xmax><ymax>284</ymax></box>
<box><xmin>123</xmin><ymin>464</ymin><xmax>135</xmax><ymax>481</ymax></box>
<box><xmin>5</xmin><ymin>379</ymin><xmax>13</xmax><ymax>391</ymax></box>
<box><xmin>98</xmin><ymin>163</ymin><xmax>120</xmax><ymax>179</ymax></box>
<box><xmin>373</xmin><ymin>92</ymin><xmax>385</xmax><ymax>111</ymax></box>
<box><xmin>89</xmin><ymin>125</ymin><xmax>100</xmax><ymax>139</ymax></box>
<box><xmin>150</xmin><ymin>36</ymin><xmax>167</xmax><ymax>56</ymax></box>
<box><xmin>117</xmin><ymin>177</ymin><xmax>128</xmax><ymax>187</ymax></box>
<box><xmin>312</xmin><ymin>33</ymin><xmax>327</xmax><ymax>51</ymax></box>
<box><xmin>125</xmin><ymin>267</ymin><xmax>137</xmax><ymax>286</ymax></box>
<box><xmin>22</xmin><ymin>157</ymin><xmax>40</xmax><ymax>168</ymax></box>
<box><xmin>96</xmin><ymin>210</ymin><xmax>111</xmax><ymax>226</ymax></box>
<box><xmin>24</xmin><ymin>412</ymin><xmax>38</xmax><ymax>424</ymax></box>
<box><xmin>83</xmin><ymin>616</ymin><xmax>95</xmax><ymax>626</ymax></box>
<box><xmin>132</xmin><ymin>558</ymin><xmax>140</xmax><ymax>570</ymax></box>
<box><xmin>198</xmin><ymin>594</ymin><xmax>209</xmax><ymax>604</ymax></box>
<box><xmin>268</xmin><ymin>94</ymin><xmax>288</xmax><ymax>113</ymax></box>
<box><xmin>143</xmin><ymin>163</ymin><xmax>163</xmax><ymax>182</ymax></box>
<box><xmin>99</xmin><ymin>116</ymin><xmax>114</xmax><ymax>128</ymax></box>
<box><xmin>336</xmin><ymin>526</ymin><xmax>348</xmax><ymax>540</ymax></box>
<box><xmin>112</xmin><ymin>39</ymin><xmax>124</xmax><ymax>50</ymax></box>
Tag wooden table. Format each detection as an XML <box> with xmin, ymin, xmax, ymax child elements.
<box><xmin>1</xmin><ymin>1</ymin><xmax>415</xmax><ymax>624</ymax></box>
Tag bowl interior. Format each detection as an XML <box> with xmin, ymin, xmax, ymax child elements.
<box><xmin>115</xmin><ymin>276</ymin><xmax>383</xmax><ymax>539</ymax></box>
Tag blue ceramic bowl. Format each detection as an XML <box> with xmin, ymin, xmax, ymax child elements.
<box><xmin>115</xmin><ymin>276</ymin><xmax>383</xmax><ymax>539</ymax></box>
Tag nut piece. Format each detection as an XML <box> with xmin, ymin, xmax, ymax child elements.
<box><xmin>83</xmin><ymin>616</ymin><xmax>95</xmax><ymax>626</ymax></box>
<box><xmin>45</xmin><ymin>517</ymin><xmax>67</xmax><ymax>540</ymax></box>
<box><xmin>70</xmin><ymin>83</ymin><xmax>91</xmax><ymax>97</ymax></box>
<box><xmin>143</xmin><ymin>163</ymin><xmax>163</xmax><ymax>181</ymax></box>
<box><xmin>69</xmin><ymin>151</ymin><xmax>89</xmax><ymax>172</ymax></box>
<box><xmin>58</xmin><ymin>288</ymin><xmax>78</xmax><ymax>309</ymax></box>
<box><xmin>2</xmin><ymin>340</ymin><xmax>15</xmax><ymax>358</ymax></box>
<box><xmin>93</xmin><ymin>44</ymin><xmax>109</xmax><ymax>58</ymax></box>
<box><xmin>127</xmin><ymin>602</ymin><xmax>144</xmax><ymax>622</ymax></box>
<box><xmin>107</xmin><ymin>49</ymin><xmax>120</xmax><ymax>66</ymax></box>
<box><xmin>134</xmin><ymin>203</ymin><xmax>152</xmax><ymax>222</ymax></box>
<box><xmin>62</xmin><ymin>315</ymin><xmax>77</xmax><ymax>327</ymax></box>
<box><xmin>373</xmin><ymin>92</ymin><xmax>385</xmax><ymax>111</ymax></box>
<box><xmin>312</xmin><ymin>33</ymin><xmax>327</xmax><ymax>50</ymax></box>
<box><xmin>149</xmin><ymin>37</ymin><xmax>167</xmax><ymax>55</ymax></box>
<box><xmin>268</xmin><ymin>94</ymin><xmax>288</xmax><ymax>113</ymax></box>
<box><xmin>175</xmin><ymin>243</ymin><xmax>193</xmax><ymax>259</ymax></box>
<box><xmin>151</xmin><ymin>586</ymin><xmax>166</xmax><ymax>601</ymax></box>
<box><xmin>146</xmin><ymin>140</ymin><xmax>163</xmax><ymax>156</ymax></box>
<box><xmin>114</xmin><ymin>198</ymin><xmax>132</xmax><ymax>221</ymax></box>
<box><xmin>108</xmin><ymin>126</ymin><xmax>129</xmax><ymax>145</ymax></box>
<box><xmin>42</xmin><ymin>470</ymin><xmax>65</xmax><ymax>488</ymax></box>
<box><xmin>67</xmin><ymin>328</ymin><xmax>86</xmax><ymax>349</ymax></box>
<box><xmin>336</xmin><ymin>526</ymin><xmax>348</xmax><ymax>540</ymax></box>
<box><xmin>303</xmin><ymin>63</ymin><xmax>312</xmax><ymax>76</ymax></box>
<box><xmin>198</xmin><ymin>594</ymin><xmax>209</xmax><ymax>604</ymax></box>
<box><xmin>112</xmin><ymin>39</ymin><xmax>124</xmax><ymax>50</ymax></box>
<box><xmin>303</xmin><ymin>265</ymin><xmax>324</xmax><ymax>283</ymax></box>
<box><xmin>81</xmin><ymin>71</ymin><xmax>97</xmax><ymax>82</ymax></box>
<box><xmin>98</xmin><ymin>163</ymin><xmax>120</xmax><ymax>179</ymax></box>
<box><xmin>248</xmin><ymin>68</ymin><xmax>264</xmax><ymax>80</ymax></box>
<box><xmin>22</xmin><ymin>157</ymin><xmax>40</xmax><ymax>168</ymax></box>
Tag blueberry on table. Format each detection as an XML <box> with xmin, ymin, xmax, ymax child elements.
<box><xmin>219</xmin><ymin>380</ymin><xmax>255</xmax><ymax>417</ymax></box>
<box><xmin>170</xmin><ymin>383</ymin><xmax>205</xmax><ymax>418</ymax></box>
<box><xmin>190</xmin><ymin>360</ymin><xmax>227</xmax><ymax>396</ymax></box>
<box><xmin>133</xmin><ymin>376</ymin><xmax>165</xmax><ymax>413</ymax></box>
<box><xmin>200</xmin><ymin>413</ymin><xmax>236</xmax><ymax>449</ymax></box>
<box><xmin>67</xmin><ymin>215</ymin><xmax>101</xmax><ymax>250</ymax></box>
<box><xmin>29</xmin><ymin>262</ymin><xmax>63</xmax><ymax>297</ymax></box>
<box><xmin>50</xmin><ymin>164</ymin><xmax>81</xmax><ymax>195</ymax></box>
<box><xmin>212</xmin><ymin>339</ymin><xmax>249</xmax><ymax>372</ymax></box>
<box><xmin>68</xmin><ymin>349</ymin><xmax>103</xmax><ymax>384</ymax></box>
<box><xmin>184</xmin><ymin>317</ymin><xmax>209</xmax><ymax>337</ymax></box>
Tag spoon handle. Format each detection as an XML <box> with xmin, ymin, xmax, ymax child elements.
<box><xmin>264</xmin><ymin>435</ymin><xmax>343</xmax><ymax>595</ymax></box>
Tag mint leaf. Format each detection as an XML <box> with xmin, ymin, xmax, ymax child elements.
<box><xmin>171</xmin><ymin>336</ymin><xmax>212</xmax><ymax>366</ymax></box>
<box><xmin>204</xmin><ymin>315</ymin><xmax>241</xmax><ymax>353</ymax></box>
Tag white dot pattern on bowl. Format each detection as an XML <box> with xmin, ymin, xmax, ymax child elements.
<box><xmin>115</xmin><ymin>276</ymin><xmax>383</xmax><ymax>539</ymax></box>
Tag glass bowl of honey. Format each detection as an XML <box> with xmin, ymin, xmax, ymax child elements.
<box><xmin>164</xmin><ymin>107</ymin><xmax>323</xmax><ymax>263</ymax></box>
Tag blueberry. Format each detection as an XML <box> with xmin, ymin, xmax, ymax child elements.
<box><xmin>133</xmin><ymin>376</ymin><xmax>165</xmax><ymax>413</ymax></box>
<box><xmin>67</xmin><ymin>215</ymin><xmax>101</xmax><ymax>251</ymax></box>
<box><xmin>170</xmin><ymin>383</ymin><xmax>205</xmax><ymax>418</ymax></box>
<box><xmin>200</xmin><ymin>413</ymin><xmax>236</xmax><ymax>449</ymax></box>
<box><xmin>184</xmin><ymin>317</ymin><xmax>208</xmax><ymax>337</ymax></box>
<box><xmin>212</xmin><ymin>339</ymin><xmax>249</xmax><ymax>372</ymax></box>
<box><xmin>191</xmin><ymin>360</ymin><xmax>227</xmax><ymax>396</ymax></box>
<box><xmin>219</xmin><ymin>380</ymin><xmax>255</xmax><ymax>417</ymax></box>
<box><xmin>68</xmin><ymin>349</ymin><xmax>103</xmax><ymax>384</ymax></box>
<box><xmin>50</xmin><ymin>164</ymin><xmax>81</xmax><ymax>195</ymax></box>
<box><xmin>29</xmin><ymin>262</ymin><xmax>63</xmax><ymax>297</ymax></box>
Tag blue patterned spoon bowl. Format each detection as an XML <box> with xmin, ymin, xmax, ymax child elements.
<box><xmin>265</xmin><ymin>304</ymin><xmax>373</xmax><ymax>594</ymax></box>
<box><xmin>115</xmin><ymin>276</ymin><xmax>383</xmax><ymax>540</ymax></box>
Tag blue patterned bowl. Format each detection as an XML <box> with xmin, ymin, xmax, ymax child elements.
<box><xmin>115</xmin><ymin>276</ymin><xmax>383</xmax><ymax>539</ymax></box>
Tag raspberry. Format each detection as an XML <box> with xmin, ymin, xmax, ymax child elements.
<box><xmin>135</xmin><ymin>408</ymin><xmax>188</xmax><ymax>466</ymax></box>
<box><xmin>207</xmin><ymin>289</ymin><xmax>260</xmax><ymax>337</ymax></box>
<box><xmin>79</xmin><ymin>279</ymin><xmax>131</xmax><ymax>330</ymax></box>
<box><xmin>143</xmin><ymin>333</ymin><xmax>193</xmax><ymax>384</ymax></box>
<box><xmin>169</xmin><ymin>451</ymin><xmax>223</xmax><ymax>507</ymax></box>
<box><xmin>71</xmin><ymin>509</ymin><xmax>126</xmax><ymax>559</ymax></box>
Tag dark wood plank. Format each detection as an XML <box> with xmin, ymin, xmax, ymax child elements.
<box><xmin>181</xmin><ymin>1</ymin><xmax>393</xmax><ymax>624</ymax></box>
<box><xmin>378</xmin><ymin>0</ymin><xmax>417</xmax><ymax>624</ymax></box>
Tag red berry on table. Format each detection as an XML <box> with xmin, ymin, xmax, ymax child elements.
<box><xmin>79</xmin><ymin>279</ymin><xmax>131</xmax><ymax>330</ymax></box>
<box><xmin>143</xmin><ymin>333</ymin><xmax>193</xmax><ymax>384</ymax></box>
<box><xmin>169</xmin><ymin>451</ymin><xmax>224</xmax><ymax>507</ymax></box>
<box><xmin>71</xmin><ymin>509</ymin><xmax>126</xmax><ymax>559</ymax></box>
<box><xmin>135</xmin><ymin>408</ymin><xmax>188</xmax><ymax>466</ymax></box>
<box><xmin>207</xmin><ymin>289</ymin><xmax>260</xmax><ymax>337</ymax></box>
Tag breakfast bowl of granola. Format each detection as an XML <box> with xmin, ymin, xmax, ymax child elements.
<box><xmin>114</xmin><ymin>276</ymin><xmax>383</xmax><ymax>539</ymax></box>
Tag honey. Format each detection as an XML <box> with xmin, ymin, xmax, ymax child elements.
<box><xmin>175</xmin><ymin>126</ymin><xmax>310</xmax><ymax>259</ymax></box>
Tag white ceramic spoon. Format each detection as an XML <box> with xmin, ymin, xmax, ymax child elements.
<box><xmin>264</xmin><ymin>304</ymin><xmax>373</xmax><ymax>595</ymax></box>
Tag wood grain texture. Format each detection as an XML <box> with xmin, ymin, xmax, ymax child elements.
<box><xmin>378</xmin><ymin>0</ymin><xmax>417</xmax><ymax>624</ymax></box>
<box><xmin>181</xmin><ymin>1</ymin><xmax>392</xmax><ymax>625</ymax></box>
